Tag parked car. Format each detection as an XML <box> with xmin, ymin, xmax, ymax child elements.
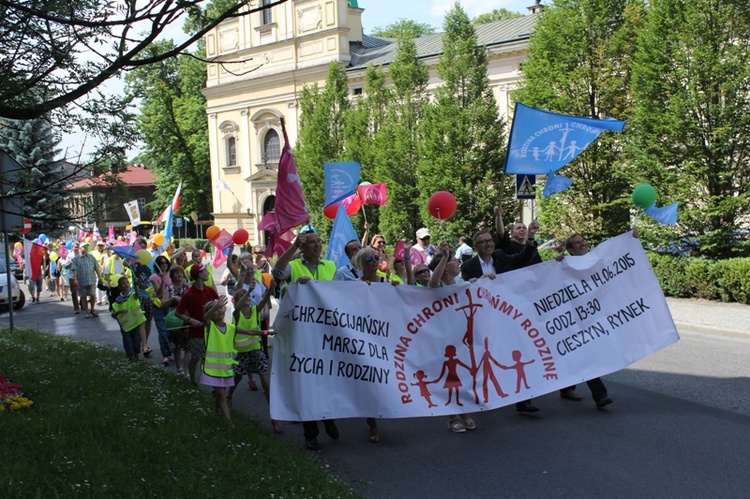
<box><xmin>0</xmin><ymin>252</ymin><xmax>24</xmax><ymax>281</ymax></box>
<box><xmin>0</xmin><ymin>258</ymin><xmax>25</xmax><ymax>310</ymax></box>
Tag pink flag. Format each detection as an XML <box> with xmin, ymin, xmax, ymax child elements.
<box><xmin>258</xmin><ymin>211</ymin><xmax>280</xmax><ymax>235</ymax></box>
<box><xmin>210</xmin><ymin>229</ymin><xmax>234</xmax><ymax>252</ymax></box>
<box><xmin>274</xmin><ymin>118</ymin><xmax>308</xmax><ymax>233</ymax></box>
<box><xmin>357</xmin><ymin>183</ymin><xmax>387</xmax><ymax>206</ymax></box>
<box><xmin>107</xmin><ymin>226</ymin><xmax>115</xmax><ymax>242</ymax></box>
<box><xmin>393</xmin><ymin>240</ymin><xmax>405</xmax><ymax>260</ymax></box>
<box><xmin>57</xmin><ymin>246</ymin><xmax>69</xmax><ymax>260</ymax></box>
<box><xmin>265</xmin><ymin>229</ymin><xmax>295</xmax><ymax>258</ymax></box>
<box><xmin>213</xmin><ymin>248</ymin><xmax>228</xmax><ymax>268</ymax></box>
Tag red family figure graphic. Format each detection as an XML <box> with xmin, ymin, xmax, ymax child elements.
<box><xmin>411</xmin><ymin>370</ymin><xmax>437</xmax><ymax>408</ymax></box>
<box><xmin>498</xmin><ymin>350</ymin><xmax>535</xmax><ymax>393</ymax></box>
<box><xmin>456</xmin><ymin>288</ymin><xmax>483</xmax><ymax>404</ymax></box>
<box><xmin>477</xmin><ymin>337</ymin><xmax>509</xmax><ymax>403</ymax></box>
<box><xmin>431</xmin><ymin>345</ymin><xmax>472</xmax><ymax>407</ymax></box>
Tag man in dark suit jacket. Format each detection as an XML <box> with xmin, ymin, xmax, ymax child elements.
<box><xmin>460</xmin><ymin>229</ymin><xmax>540</xmax><ymax>413</ymax></box>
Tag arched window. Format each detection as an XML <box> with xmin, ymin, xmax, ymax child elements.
<box><xmin>226</xmin><ymin>137</ymin><xmax>237</xmax><ymax>167</ymax></box>
<box><xmin>263</xmin><ymin>129</ymin><xmax>280</xmax><ymax>164</ymax></box>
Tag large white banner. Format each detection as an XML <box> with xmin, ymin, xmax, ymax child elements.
<box><xmin>270</xmin><ymin>232</ymin><xmax>679</xmax><ymax>421</ymax></box>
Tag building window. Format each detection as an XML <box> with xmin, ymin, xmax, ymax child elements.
<box><xmin>263</xmin><ymin>129</ymin><xmax>280</xmax><ymax>164</ymax></box>
<box><xmin>226</xmin><ymin>137</ymin><xmax>237</xmax><ymax>167</ymax></box>
<box><xmin>353</xmin><ymin>87</ymin><xmax>363</xmax><ymax>96</ymax></box>
<box><xmin>261</xmin><ymin>0</ymin><xmax>273</xmax><ymax>25</ymax></box>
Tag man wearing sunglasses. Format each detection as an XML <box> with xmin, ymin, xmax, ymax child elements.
<box><xmin>460</xmin><ymin>229</ymin><xmax>541</xmax><ymax>413</ymax></box>
<box><xmin>272</xmin><ymin>227</ymin><xmax>340</xmax><ymax>450</ymax></box>
<box><xmin>413</xmin><ymin>227</ymin><xmax>437</xmax><ymax>265</ymax></box>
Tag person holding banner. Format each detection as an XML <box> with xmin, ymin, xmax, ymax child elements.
<box><xmin>459</xmin><ymin>230</ymin><xmax>540</xmax><ymax>414</ymax></box>
<box><xmin>333</xmin><ymin>239</ymin><xmax>363</xmax><ymax>281</ymax></box>
<box><xmin>557</xmin><ymin>233</ymin><xmax>614</xmax><ymax>410</ymax></box>
<box><xmin>494</xmin><ymin>205</ymin><xmax>542</xmax><ymax>266</ymax></box>
<box><xmin>272</xmin><ymin>228</ymin><xmax>339</xmax><ymax>451</ymax></box>
<box><xmin>428</xmin><ymin>243</ymin><xmax>477</xmax><ymax>432</ymax></box>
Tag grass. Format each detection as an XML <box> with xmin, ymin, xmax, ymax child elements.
<box><xmin>0</xmin><ymin>328</ymin><xmax>357</xmax><ymax>498</ymax></box>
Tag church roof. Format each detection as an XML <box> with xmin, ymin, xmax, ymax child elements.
<box><xmin>348</xmin><ymin>15</ymin><xmax>536</xmax><ymax>70</ymax></box>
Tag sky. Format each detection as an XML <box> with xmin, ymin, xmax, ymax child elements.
<box><xmin>65</xmin><ymin>0</ymin><xmax>538</xmax><ymax>162</ymax></box>
<box><xmin>358</xmin><ymin>0</ymin><xmax>536</xmax><ymax>33</ymax></box>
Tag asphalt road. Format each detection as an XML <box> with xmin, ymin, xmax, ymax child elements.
<box><xmin>2</xmin><ymin>292</ymin><xmax>749</xmax><ymax>498</ymax></box>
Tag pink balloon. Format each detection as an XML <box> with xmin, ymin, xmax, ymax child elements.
<box><xmin>428</xmin><ymin>191</ymin><xmax>457</xmax><ymax>220</ymax></box>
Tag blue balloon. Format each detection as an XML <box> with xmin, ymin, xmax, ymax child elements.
<box><xmin>39</xmin><ymin>233</ymin><xmax>47</xmax><ymax>243</ymax></box>
<box><xmin>66</xmin><ymin>241</ymin><xmax>73</xmax><ymax>250</ymax></box>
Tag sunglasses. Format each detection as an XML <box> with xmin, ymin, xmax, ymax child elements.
<box><xmin>253</xmin><ymin>251</ymin><xmax>264</xmax><ymax>255</ymax></box>
<box><xmin>365</xmin><ymin>255</ymin><xmax>380</xmax><ymax>262</ymax></box>
<box><xmin>416</xmin><ymin>269</ymin><xmax>430</xmax><ymax>275</ymax></box>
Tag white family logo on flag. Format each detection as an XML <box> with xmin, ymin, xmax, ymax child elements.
<box><xmin>520</xmin><ymin>122</ymin><xmax>597</xmax><ymax>162</ymax></box>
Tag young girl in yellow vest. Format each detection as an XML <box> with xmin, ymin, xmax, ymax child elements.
<box><xmin>227</xmin><ymin>267</ymin><xmax>280</xmax><ymax>432</ymax></box>
<box><xmin>110</xmin><ymin>275</ymin><xmax>146</xmax><ymax>362</ymax></box>
<box><xmin>200</xmin><ymin>293</ymin><xmax>263</xmax><ymax>421</ymax></box>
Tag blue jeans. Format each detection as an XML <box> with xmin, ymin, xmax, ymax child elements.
<box><xmin>121</xmin><ymin>328</ymin><xmax>140</xmax><ymax>361</ymax></box>
<box><xmin>152</xmin><ymin>306</ymin><xmax>172</xmax><ymax>358</ymax></box>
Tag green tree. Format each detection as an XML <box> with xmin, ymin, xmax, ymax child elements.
<box><xmin>472</xmin><ymin>8</ymin><xmax>522</xmax><ymax>25</ymax></box>
<box><xmin>125</xmin><ymin>41</ymin><xmax>211</xmax><ymax>220</ymax></box>
<box><xmin>513</xmin><ymin>0</ymin><xmax>645</xmax><ymax>244</ymax></box>
<box><xmin>0</xmin><ymin>117</ymin><xmax>69</xmax><ymax>233</ymax></box>
<box><xmin>295</xmin><ymin>62</ymin><xmax>351</xmax><ymax>233</ymax></box>
<box><xmin>418</xmin><ymin>3</ymin><xmax>508</xmax><ymax>243</ymax></box>
<box><xmin>370</xmin><ymin>19</ymin><xmax>436</xmax><ymax>38</ymax></box>
<box><xmin>370</xmin><ymin>33</ymin><xmax>430</xmax><ymax>242</ymax></box>
<box><xmin>629</xmin><ymin>0</ymin><xmax>750</xmax><ymax>257</ymax></box>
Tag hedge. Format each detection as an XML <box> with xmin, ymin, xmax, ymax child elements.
<box><xmin>647</xmin><ymin>253</ymin><xmax>750</xmax><ymax>304</ymax></box>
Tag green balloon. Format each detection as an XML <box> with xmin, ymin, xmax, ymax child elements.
<box><xmin>632</xmin><ymin>184</ymin><xmax>657</xmax><ymax>210</ymax></box>
<box><xmin>166</xmin><ymin>310</ymin><xmax>184</xmax><ymax>330</ymax></box>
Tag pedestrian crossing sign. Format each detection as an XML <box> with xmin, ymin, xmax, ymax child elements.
<box><xmin>516</xmin><ymin>175</ymin><xmax>536</xmax><ymax>199</ymax></box>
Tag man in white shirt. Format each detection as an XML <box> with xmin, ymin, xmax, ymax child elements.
<box><xmin>412</xmin><ymin>227</ymin><xmax>437</xmax><ymax>265</ymax></box>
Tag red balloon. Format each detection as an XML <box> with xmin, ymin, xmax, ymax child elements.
<box><xmin>323</xmin><ymin>204</ymin><xmax>338</xmax><ymax>220</ymax></box>
<box><xmin>344</xmin><ymin>194</ymin><xmax>361</xmax><ymax>216</ymax></box>
<box><xmin>428</xmin><ymin>191</ymin><xmax>457</xmax><ymax>220</ymax></box>
<box><xmin>323</xmin><ymin>194</ymin><xmax>362</xmax><ymax>219</ymax></box>
<box><xmin>233</xmin><ymin>228</ymin><xmax>249</xmax><ymax>245</ymax></box>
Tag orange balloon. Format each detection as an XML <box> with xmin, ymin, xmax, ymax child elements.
<box><xmin>206</xmin><ymin>226</ymin><xmax>220</xmax><ymax>240</ymax></box>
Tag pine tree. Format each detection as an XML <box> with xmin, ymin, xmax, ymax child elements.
<box><xmin>418</xmin><ymin>3</ymin><xmax>508</xmax><ymax>244</ymax></box>
<box><xmin>629</xmin><ymin>0</ymin><xmax>750</xmax><ymax>257</ymax></box>
<box><xmin>513</xmin><ymin>0</ymin><xmax>644</xmax><ymax>244</ymax></box>
<box><xmin>0</xmin><ymin>117</ymin><xmax>68</xmax><ymax>233</ymax></box>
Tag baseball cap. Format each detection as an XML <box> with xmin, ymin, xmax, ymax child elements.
<box><xmin>189</xmin><ymin>263</ymin><xmax>205</xmax><ymax>280</ymax></box>
<box><xmin>416</xmin><ymin>227</ymin><xmax>430</xmax><ymax>240</ymax></box>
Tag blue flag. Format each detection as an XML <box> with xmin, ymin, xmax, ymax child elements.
<box><xmin>645</xmin><ymin>202</ymin><xmax>678</xmax><ymax>226</ymax></box>
<box><xmin>109</xmin><ymin>245</ymin><xmax>138</xmax><ymax>260</ymax></box>
<box><xmin>543</xmin><ymin>171</ymin><xmax>574</xmax><ymax>198</ymax></box>
<box><xmin>324</xmin><ymin>162</ymin><xmax>360</xmax><ymax>208</ymax></box>
<box><xmin>326</xmin><ymin>202</ymin><xmax>359</xmax><ymax>269</ymax></box>
<box><xmin>505</xmin><ymin>103</ymin><xmax>626</xmax><ymax>175</ymax></box>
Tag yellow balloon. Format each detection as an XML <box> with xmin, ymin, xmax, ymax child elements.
<box><xmin>50</xmin><ymin>252</ymin><xmax>59</xmax><ymax>261</ymax></box>
<box><xmin>136</xmin><ymin>249</ymin><xmax>152</xmax><ymax>265</ymax></box>
<box><xmin>153</xmin><ymin>233</ymin><xmax>164</xmax><ymax>246</ymax></box>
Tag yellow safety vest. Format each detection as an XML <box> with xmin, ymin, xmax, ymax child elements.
<box><xmin>186</xmin><ymin>263</ymin><xmax>214</xmax><ymax>287</ymax></box>
<box><xmin>105</xmin><ymin>258</ymin><xmax>130</xmax><ymax>286</ymax></box>
<box><xmin>289</xmin><ymin>258</ymin><xmax>336</xmax><ymax>282</ymax></box>
<box><xmin>233</xmin><ymin>307</ymin><xmax>261</xmax><ymax>353</ymax></box>
<box><xmin>202</xmin><ymin>322</ymin><xmax>237</xmax><ymax>378</ymax></box>
<box><xmin>112</xmin><ymin>293</ymin><xmax>146</xmax><ymax>332</ymax></box>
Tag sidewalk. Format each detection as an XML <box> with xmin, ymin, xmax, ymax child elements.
<box><xmin>3</xmin><ymin>293</ymin><xmax>749</xmax><ymax>344</ymax></box>
<box><xmin>666</xmin><ymin>296</ymin><xmax>750</xmax><ymax>338</ymax></box>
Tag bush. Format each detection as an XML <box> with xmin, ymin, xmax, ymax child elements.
<box><xmin>647</xmin><ymin>252</ymin><xmax>750</xmax><ymax>304</ymax></box>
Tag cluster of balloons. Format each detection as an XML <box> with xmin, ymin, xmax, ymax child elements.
<box><xmin>206</xmin><ymin>225</ymin><xmax>249</xmax><ymax>245</ymax></box>
<box><xmin>632</xmin><ymin>184</ymin><xmax>657</xmax><ymax>210</ymax></box>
